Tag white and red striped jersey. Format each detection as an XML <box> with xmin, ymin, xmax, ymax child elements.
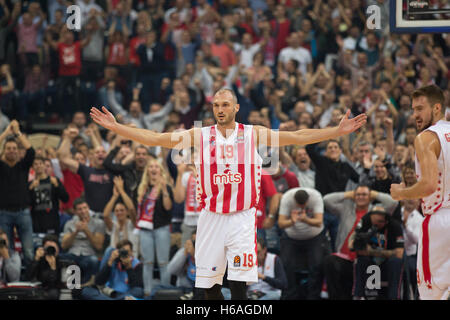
<box><xmin>182</xmin><ymin>171</ymin><xmax>200</xmax><ymax>226</ymax></box>
<box><xmin>195</xmin><ymin>123</ymin><xmax>263</xmax><ymax>214</ymax></box>
<box><xmin>415</xmin><ymin>120</ymin><xmax>450</xmax><ymax>215</ymax></box>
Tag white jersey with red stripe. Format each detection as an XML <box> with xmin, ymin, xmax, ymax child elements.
<box><xmin>195</xmin><ymin>122</ymin><xmax>263</xmax><ymax>214</ymax></box>
<box><xmin>183</xmin><ymin>171</ymin><xmax>200</xmax><ymax>226</ymax></box>
<box><xmin>415</xmin><ymin>120</ymin><xmax>450</xmax><ymax>215</ymax></box>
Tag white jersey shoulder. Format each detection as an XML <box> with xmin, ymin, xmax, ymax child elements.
<box><xmin>415</xmin><ymin>120</ymin><xmax>450</xmax><ymax>214</ymax></box>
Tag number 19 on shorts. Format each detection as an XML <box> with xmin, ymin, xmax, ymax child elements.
<box><xmin>234</xmin><ymin>253</ymin><xmax>254</xmax><ymax>267</ymax></box>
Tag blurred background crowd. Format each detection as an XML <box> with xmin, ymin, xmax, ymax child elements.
<box><xmin>0</xmin><ymin>0</ymin><xmax>450</xmax><ymax>300</ymax></box>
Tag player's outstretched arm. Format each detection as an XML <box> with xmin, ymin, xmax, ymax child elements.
<box><xmin>256</xmin><ymin>110</ymin><xmax>367</xmax><ymax>147</ymax></box>
<box><xmin>90</xmin><ymin>106</ymin><xmax>193</xmax><ymax>149</ymax></box>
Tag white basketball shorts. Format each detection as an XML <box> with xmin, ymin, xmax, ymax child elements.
<box><xmin>194</xmin><ymin>207</ymin><xmax>258</xmax><ymax>289</ymax></box>
<box><xmin>417</xmin><ymin>208</ymin><xmax>450</xmax><ymax>300</ymax></box>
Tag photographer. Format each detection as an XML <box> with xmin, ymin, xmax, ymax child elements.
<box><xmin>0</xmin><ymin>229</ymin><xmax>21</xmax><ymax>287</ymax></box>
<box><xmin>26</xmin><ymin>234</ymin><xmax>63</xmax><ymax>299</ymax></box>
<box><xmin>349</xmin><ymin>206</ymin><xmax>405</xmax><ymax>300</ymax></box>
<box><xmin>323</xmin><ymin>185</ymin><xmax>398</xmax><ymax>299</ymax></box>
<box><xmin>81</xmin><ymin>240</ymin><xmax>144</xmax><ymax>300</ymax></box>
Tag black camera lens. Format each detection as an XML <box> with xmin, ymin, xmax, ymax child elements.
<box><xmin>45</xmin><ymin>246</ymin><xmax>56</xmax><ymax>256</ymax></box>
<box><xmin>119</xmin><ymin>249</ymin><xmax>129</xmax><ymax>259</ymax></box>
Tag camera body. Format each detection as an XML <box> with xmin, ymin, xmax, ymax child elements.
<box><xmin>45</xmin><ymin>246</ymin><xmax>56</xmax><ymax>256</ymax></box>
<box><xmin>352</xmin><ymin>225</ymin><xmax>378</xmax><ymax>251</ymax></box>
<box><xmin>118</xmin><ymin>248</ymin><xmax>129</xmax><ymax>259</ymax></box>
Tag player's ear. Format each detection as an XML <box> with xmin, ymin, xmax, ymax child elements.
<box><xmin>434</xmin><ymin>103</ymin><xmax>443</xmax><ymax>115</ymax></box>
<box><xmin>235</xmin><ymin>103</ymin><xmax>240</xmax><ymax>113</ymax></box>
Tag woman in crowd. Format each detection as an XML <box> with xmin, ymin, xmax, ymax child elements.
<box><xmin>102</xmin><ymin>176</ymin><xmax>139</xmax><ymax>258</ymax></box>
<box><xmin>136</xmin><ymin>158</ymin><xmax>174</xmax><ymax>296</ymax></box>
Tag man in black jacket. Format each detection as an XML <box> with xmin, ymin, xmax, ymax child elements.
<box><xmin>80</xmin><ymin>239</ymin><xmax>144</xmax><ymax>300</ymax></box>
<box><xmin>306</xmin><ymin>139</ymin><xmax>360</xmax><ymax>252</ymax></box>
<box><xmin>136</xmin><ymin>30</ymin><xmax>167</xmax><ymax>111</ymax></box>
<box><xmin>0</xmin><ymin>120</ymin><xmax>35</xmax><ymax>266</ymax></box>
<box><xmin>103</xmin><ymin>144</ymin><xmax>151</xmax><ymax>200</ymax></box>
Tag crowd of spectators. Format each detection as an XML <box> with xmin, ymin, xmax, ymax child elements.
<box><xmin>1</xmin><ymin>0</ymin><xmax>450</xmax><ymax>300</ymax></box>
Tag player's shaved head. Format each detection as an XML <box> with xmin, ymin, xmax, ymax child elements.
<box><xmin>214</xmin><ymin>88</ymin><xmax>237</xmax><ymax>105</ymax></box>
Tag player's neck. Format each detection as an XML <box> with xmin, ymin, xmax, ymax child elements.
<box><xmin>433</xmin><ymin>115</ymin><xmax>445</xmax><ymax>125</ymax></box>
<box><xmin>217</xmin><ymin>121</ymin><xmax>236</xmax><ymax>138</ymax></box>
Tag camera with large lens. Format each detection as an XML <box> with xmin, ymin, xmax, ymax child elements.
<box><xmin>0</xmin><ymin>239</ymin><xmax>7</xmax><ymax>248</ymax></box>
<box><xmin>45</xmin><ymin>246</ymin><xmax>56</xmax><ymax>256</ymax></box>
<box><xmin>352</xmin><ymin>225</ymin><xmax>378</xmax><ymax>251</ymax></box>
<box><xmin>119</xmin><ymin>248</ymin><xmax>129</xmax><ymax>259</ymax></box>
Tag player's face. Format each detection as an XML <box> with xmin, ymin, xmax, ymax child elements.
<box><xmin>412</xmin><ymin>96</ymin><xmax>434</xmax><ymax>132</ymax></box>
<box><xmin>212</xmin><ymin>92</ymin><xmax>238</xmax><ymax>126</ymax></box>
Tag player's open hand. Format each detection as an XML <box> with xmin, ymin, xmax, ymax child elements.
<box><xmin>337</xmin><ymin>110</ymin><xmax>367</xmax><ymax>136</ymax></box>
<box><xmin>90</xmin><ymin>106</ymin><xmax>117</xmax><ymax>130</ymax></box>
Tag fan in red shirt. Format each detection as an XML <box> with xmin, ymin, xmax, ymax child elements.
<box><xmin>270</xmin><ymin>4</ymin><xmax>291</xmax><ymax>55</ymax></box>
<box><xmin>255</xmin><ymin>170</ymin><xmax>281</xmax><ymax>230</ymax></box>
<box><xmin>129</xmin><ymin>24</ymin><xmax>148</xmax><ymax>67</ymax></box>
<box><xmin>210</xmin><ymin>28</ymin><xmax>237</xmax><ymax>71</ymax></box>
<box><xmin>161</xmin><ymin>11</ymin><xmax>188</xmax><ymax>66</ymax></box>
<box><xmin>106</xmin><ymin>29</ymin><xmax>129</xmax><ymax>68</ymax></box>
<box><xmin>46</xmin><ymin>28</ymin><xmax>93</xmax><ymax>114</ymax></box>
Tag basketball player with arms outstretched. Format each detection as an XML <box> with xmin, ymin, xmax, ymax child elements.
<box><xmin>91</xmin><ymin>88</ymin><xmax>367</xmax><ymax>300</ymax></box>
<box><xmin>391</xmin><ymin>85</ymin><xmax>450</xmax><ymax>300</ymax></box>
